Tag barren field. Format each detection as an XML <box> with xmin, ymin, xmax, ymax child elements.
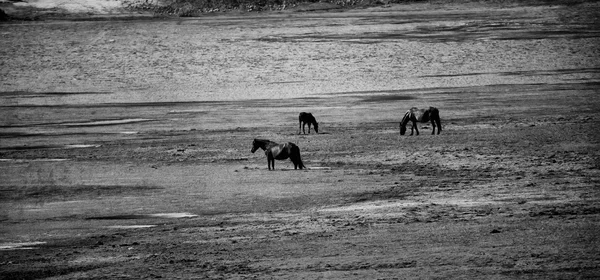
<box><xmin>1</xmin><ymin>1</ymin><xmax>600</xmax><ymax>279</ymax></box>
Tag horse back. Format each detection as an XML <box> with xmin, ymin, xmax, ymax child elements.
<box><xmin>283</xmin><ymin>142</ymin><xmax>301</xmax><ymax>153</ymax></box>
<box><xmin>255</xmin><ymin>138</ymin><xmax>277</xmax><ymax>146</ymax></box>
<box><xmin>411</xmin><ymin>107</ymin><xmax>439</xmax><ymax>123</ymax></box>
<box><xmin>269</xmin><ymin>143</ymin><xmax>290</xmax><ymax>160</ymax></box>
<box><xmin>299</xmin><ymin>112</ymin><xmax>315</xmax><ymax>123</ymax></box>
<box><xmin>410</xmin><ymin>108</ymin><xmax>427</xmax><ymax>122</ymax></box>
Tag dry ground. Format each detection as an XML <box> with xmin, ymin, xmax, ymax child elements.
<box><xmin>1</xmin><ymin>1</ymin><xmax>600</xmax><ymax>279</ymax></box>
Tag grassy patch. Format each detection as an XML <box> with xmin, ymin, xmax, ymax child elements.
<box><xmin>123</xmin><ymin>0</ymin><xmax>429</xmax><ymax>15</ymax></box>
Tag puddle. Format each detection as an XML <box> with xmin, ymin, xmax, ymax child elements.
<box><xmin>168</xmin><ymin>109</ymin><xmax>208</xmax><ymax>114</ymax></box>
<box><xmin>148</xmin><ymin>213</ymin><xmax>198</xmax><ymax>218</ymax></box>
<box><xmin>0</xmin><ymin>241</ymin><xmax>46</xmax><ymax>250</ymax></box>
<box><xmin>0</xmin><ymin>158</ymin><xmax>68</xmax><ymax>162</ymax></box>
<box><xmin>64</xmin><ymin>144</ymin><xmax>101</xmax><ymax>148</ymax></box>
<box><xmin>105</xmin><ymin>225</ymin><xmax>157</xmax><ymax>229</ymax></box>
<box><xmin>60</xmin><ymin>118</ymin><xmax>153</xmax><ymax>127</ymax></box>
<box><xmin>361</xmin><ymin>95</ymin><xmax>417</xmax><ymax>103</ymax></box>
<box><xmin>0</xmin><ymin>144</ymin><xmax>100</xmax><ymax>151</ymax></box>
<box><xmin>100</xmin><ymin>213</ymin><xmax>198</xmax><ymax>229</ymax></box>
<box><xmin>88</xmin><ymin>212</ymin><xmax>198</xmax><ymax>220</ymax></box>
<box><xmin>0</xmin><ymin>91</ymin><xmax>111</xmax><ymax>97</ymax></box>
<box><xmin>307</xmin><ymin>167</ymin><xmax>332</xmax><ymax>170</ymax></box>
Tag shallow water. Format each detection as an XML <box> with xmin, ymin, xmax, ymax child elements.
<box><xmin>0</xmin><ymin>241</ymin><xmax>46</xmax><ymax>250</ymax></box>
<box><xmin>1</xmin><ymin>5</ymin><xmax>598</xmax><ymax>105</ymax></box>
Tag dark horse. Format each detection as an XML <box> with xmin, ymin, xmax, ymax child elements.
<box><xmin>299</xmin><ymin>112</ymin><xmax>319</xmax><ymax>134</ymax></box>
<box><xmin>400</xmin><ymin>107</ymin><xmax>442</xmax><ymax>135</ymax></box>
<box><xmin>251</xmin><ymin>139</ymin><xmax>305</xmax><ymax>170</ymax></box>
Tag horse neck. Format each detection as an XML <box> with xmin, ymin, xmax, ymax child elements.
<box><xmin>253</xmin><ymin>139</ymin><xmax>271</xmax><ymax>151</ymax></box>
<box><xmin>302</xmin><ymin>115</ymin><xmax>315</xmax><ymax>124</ymax></box>
<box><xmin>262</xmin><ymin>140</ymin><xmax>278</xmax><ymax>149</ymax></box>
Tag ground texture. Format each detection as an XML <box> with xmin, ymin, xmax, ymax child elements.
<box><xmin>1</xmin><ymin>1</ymin><xmax>600</xmax><ymax>279</ymax></box>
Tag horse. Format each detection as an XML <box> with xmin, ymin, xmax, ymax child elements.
<box><xmin>400</xmin><ymin>107</ymin><xmax>442</xmax><ymax>136</ymax></box>
<box><xmin>251</xmin><ymin>138</ymin><xmax>305</xmax><ymax>170</ymax></box>
<box><xmin>299</xmin><ymin>112</ymin><xmax>319</xmax><ymax>134</ymax></box>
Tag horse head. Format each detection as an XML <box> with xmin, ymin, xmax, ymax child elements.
<box><xmin>251</xmin><ymin>139</ymin><xmax>260</xmax><ymax>153</ymax></box>
<box><xmin>399</xmin><ymin>110</ymin><xmax>412</xmax><ymax>135</ymax></box>
<box><xmin>313</xmin><ymin>122</ymin><xmax>319</xmax><ymax>133</ymax></box>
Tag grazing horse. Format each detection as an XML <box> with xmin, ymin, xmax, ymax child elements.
<box><xmin>299</xmin><ymin>112</ymin><xmax>319</xmax><ymax>134</ymax></box>
<box><xmin>400</xmin><ymin>107</ymin><xmax>442</xmax><ymax>136</ymax></box>
<box><xmin>251</xmin><ymin>138</ymin><xmax>305</xmax><ymax>170</ymax></box>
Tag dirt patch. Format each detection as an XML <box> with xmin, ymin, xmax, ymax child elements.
<box><xmin>0</xmin><ymin>184</ymin><xmax>162</xmax><ymax>202</ymax></box>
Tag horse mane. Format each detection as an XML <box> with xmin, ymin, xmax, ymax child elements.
<box><xmin>400</xmin><ymin>110</ymin><xmax>412</xmax><ymax>126</ymax></box>
<box><xmin>254</xmin><ymin>138</ymin><xmax>277</xmax><ymax>144</ymax></box>
<box><xmin>252</xmin><ymin>138</ymin><xmax>279</xmax><ymax>153</ymax></box>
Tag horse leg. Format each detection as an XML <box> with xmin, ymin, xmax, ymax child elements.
<box><xmin>292</xmin><ymin>157</ymin><xmax>304</xmax><ymax>170</ymax></box>
<box><xmin>416</xmin><ymin>120</ymin><xmax>421</xmax><ymax>135</ymax></box>
<box><xmin>299</xmin><ymin>120</ymin><xmax>302</xmax><ymax>134</ymax></box>
<box><xmin>436</xmin><ymin>118</ymin><xmax>442</xmax><ymax>134</ymax></box>
<box><xmin>292</xmin><ymin>155</ymin><xmax>299</xmax><ymax>169</ymax></box>
<box><xmin>431</xmin><ymin>119</ymin><xmax>436</xmax><ymax>135</ymax></box>
<box><xmin>297</xmin><ymin>158</ymin><xmax>305</xmax><ymax>169</ymax></box>
<box><xmin>308</xmin><ymin>123</ymin><xmax>311</xmax><ymax>134</ymax></box>
<box><xmin>411</xmin><ymin>121</ymin><xmax>419</xmax><ymax>136</ymax></box>
<box><xmin>267</xmin><ymin>153</ymin><xmax>274</xmax><ymax>170</ymax></box>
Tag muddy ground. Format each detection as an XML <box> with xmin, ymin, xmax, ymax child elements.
<box><xmin>1</xmin><ymin>1</ymin><xmax>600</xmax><ymax>279</ymax></box>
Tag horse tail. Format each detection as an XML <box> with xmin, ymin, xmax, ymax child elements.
<box><xmin>289</xmin><ymin>143</ymin><xmax>305</xmax><ymax>169</ymax></box>
<box><xmin>430</xmin><ymin>107</ymin><xmax>442</xmax><ymax>133</ymax></box>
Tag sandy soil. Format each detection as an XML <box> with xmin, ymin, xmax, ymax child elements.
<box><xmin>1</xmin><ymin>1</ymin><xmax>600</xmax><ymax>279</ymax></box>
